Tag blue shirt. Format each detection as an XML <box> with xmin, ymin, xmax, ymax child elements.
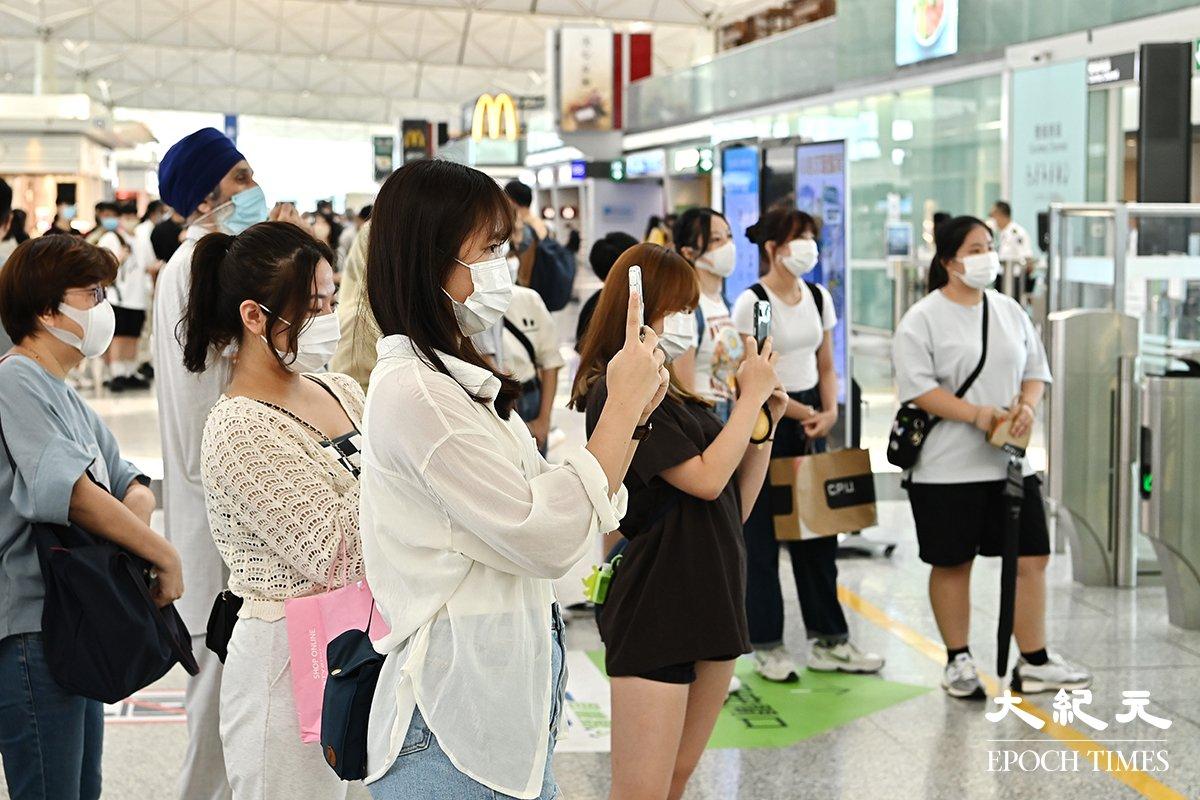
<box><xmin>0</xmin><ymin>355</ymin><xmax>145</xmax><ymax>640</ymax></box>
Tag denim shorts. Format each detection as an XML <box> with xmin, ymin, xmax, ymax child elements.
<box><xmin>368</xmin><ymin>605</ymin><xmax>567</xmax><ymax>800</ymax></box>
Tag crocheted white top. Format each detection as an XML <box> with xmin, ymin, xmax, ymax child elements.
<box><xmin>200</xmin><ymin>372</ymin><xmax>366</xmax><ymax>621</ymax></box>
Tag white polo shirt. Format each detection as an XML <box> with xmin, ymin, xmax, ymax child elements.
<box><xmin>997</xmin><ymin>221</ymin><xmax>1034</xmax><ymax>262</ymax></box>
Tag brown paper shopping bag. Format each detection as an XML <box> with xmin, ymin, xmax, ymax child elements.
<box><xmin>768</xmin><ymin>450</ymin><xmax>877</xmax><ymax>540</ymax></box>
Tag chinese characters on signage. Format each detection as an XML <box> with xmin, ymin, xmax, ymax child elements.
<box><xmin>1010</xmin><ymin>59</ymin><xmax>1088</xmax><ymax>246</ymax></box>
<box><xmin>558</xmin><ymin>27</ymin><xmax>614</xmax><ymax>132</ymax></box>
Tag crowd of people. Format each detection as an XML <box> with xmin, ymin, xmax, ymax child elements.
<box><xmin>0</xmin><ymin>176</ymin><xmax>369</xmax><ymax>390</ymax></box>
<box><xmin>0</xmin><ymin>127</ymin><xmax>1092</xmax><ymax>800</ymax></box>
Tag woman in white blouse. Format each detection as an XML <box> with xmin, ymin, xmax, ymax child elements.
<box><xmin>359</xmin><ymin>160</ymin><xmax>668</xmax><ymax>800</ymax></box>
<box><xmin>181</xmin><ymin>221</ymin><xmax>363</xmax><ymax>799</ymax></box>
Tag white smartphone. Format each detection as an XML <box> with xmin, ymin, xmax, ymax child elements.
<box><xmin>628</xmin><ymin>265</ymin><xmax>644</xmax><ymax>330</ymax></box>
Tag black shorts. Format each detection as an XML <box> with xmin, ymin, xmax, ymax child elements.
<box><xmin>631</xmin><ymin>654</ymin><xmax>741</xmax><ymax>685</ymax></box>
<box><xmin>112</xmin><ymin>306</ymin><xmax>146</xmax><ymax>338</ymax></box>
<box><xmin>906</xmin><ymin>476</ymin><xmax>1050</xmax><ymax>567</ymax></box>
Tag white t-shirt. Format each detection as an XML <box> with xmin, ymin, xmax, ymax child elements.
<box><xmin>152</xmin><ymin>226</ymin><xmax>232</xmax><ymax>630</ymax></box>
<box><xmin>892</xmin><ymin>289</ymin><xmax>1051</xmax><ymax>484</ymax></box>
<box><xmin>501</xmin><ymin>286</ymin><xmax>565</xmax><ymax>385</ymax></box>
<box><xmin>693</xmin><ymin>290</ymin><xmax>745</xmax><ymax>403</ymax></box>
<box><xmin>101</xmin><ymin>229</ymin><xmax>149</xmax><ymax>311</ymax></box>
<box><xmin>998</xmin><ymin>221</ymin><xmax>1034</xmax><ymax>261</ymax></box>
<box><xmin>732</xmin><ymin>280</ymin><xmax>835</xmax><ymax>393</ymax></box>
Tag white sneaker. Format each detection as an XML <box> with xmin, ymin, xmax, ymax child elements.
<box><xmin>727</xmin><ymin>675</ymin><xmax>742</xmax><ymax>696</ymax></box>
<box><xmin>1012</xmin><ymin>652</ymin><xmax>1092</xmax><ymax>694</ymax></box>
<box><xmin>807</xmin><ymin>641</ymin><xmax>885</xmax><ymax>674</ymax></box>
<box><xmin>753</xmin><ymin>646</ymin><xmax>800</xmax><ymax>683</ymax></box>
<box><xmin>942</xmin><ymin>652</ymin><xmax>985</xmax><ymax>699</ymax></box>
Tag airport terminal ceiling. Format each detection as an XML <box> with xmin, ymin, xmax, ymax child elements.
<box><xmin>0</xmin><ymin>0</ymin><xmax>782</xmax><ymax>124</ymax></box>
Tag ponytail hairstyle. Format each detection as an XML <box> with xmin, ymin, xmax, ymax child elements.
<box><xmin>366</xmin><ymin>159</ymin><xmax>522</xmax><ymax>418</ymax></box>
<box><xmin>928</xmin><ymin>215</ymin><xmax>990</xmax><ymax>292</ymax></box>
<box><xmin>672</xmin><ymin>207</ymin><xmax>727</xmax><ymax>264</ymax></box>
<box><xmin>744</xmin><ymin>208</ymin><xmax>818</xmax><ymax>271</ymax></box>
<box><xmin>180</xmin><ymin>221</ymin><xmax>334</xmax><ymax>373</ymax></box>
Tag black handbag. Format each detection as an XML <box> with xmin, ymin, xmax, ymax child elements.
<box><xmin>321</xmin><ymin>607</ymin><xmax>385</xmax><ymax>781</ymax></box>
<box><xmin>0</xmin><ymin>390</ymin><xmax>199</xmax><ymax>704</ymax></box>
<box><xmin>205</xmin><ymin>589</ymin><xmax>244</xmax><ymax>664</ymax></box>
<box><xmin>888</xmin><ymin>295</ymin><xmax>989</xmax><ymax>470</ymax></box>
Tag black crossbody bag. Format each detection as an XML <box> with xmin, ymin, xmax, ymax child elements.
<box><xmin>887</xmin><ymin>295</ymin><xmax>989</xmax><ymax>470</ymax></box>
<box><xmin>0</xmin><ymin>359</ymin><xmax>199</xmax><ymax>703</ymax></box>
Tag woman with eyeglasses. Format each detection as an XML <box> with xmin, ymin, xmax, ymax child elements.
<box><xmin>0</xmin><ymin>236</ymin><xmax>184</xmax><ymax>800</ymax></box>
<box><xmin>180</xmin><ymin>221</ymin><xmax>363</xmax><ymax>798</ymax></box>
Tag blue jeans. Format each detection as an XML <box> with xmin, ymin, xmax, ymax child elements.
<box><xmin>0</xmin><ymin>633</ymin><xmax>104</xmax><ymax>800</ymax></box>
<box><xmin>369</xmin><ymin>606</ymin><xmax>566</xmax><ymax>800</ymax></box>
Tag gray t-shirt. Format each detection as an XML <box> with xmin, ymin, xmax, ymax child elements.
<box><xmin>893</xmin><ymin>290</ymin><xmax>1051</xmax><ymax>484</ymax></box>
<box><xmin>0</xmin><ymin>355</ymin><xmax>144</xmax><ymax>639</ymax></box>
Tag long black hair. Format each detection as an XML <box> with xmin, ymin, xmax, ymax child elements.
<box><xmin>180</xmin><ymin>221</ymin><xmax>334</xmax><ymax>373</ymax></box>
<box><xmin>366</xmin><ymin>159</ymin><xmax>521</xmax><ymax>417</ymax></box>
<box><xmin>672</xmin><ymin>207</ymin><xmax>726</xmax><ymax>263</ymax></box>
<box><xmin>929</xmin><ymin>215</ymin><xmax>990</xmax><ymax>292</ymax></box>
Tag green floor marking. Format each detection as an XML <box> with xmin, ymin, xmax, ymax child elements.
<box><xmin>587</xmin><ymin>651</ymin><xmax>930</xmax><ymax>749</ymax></box>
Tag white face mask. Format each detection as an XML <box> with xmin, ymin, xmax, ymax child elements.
<box><xmin>658</xmin><ymin>311</ymin><xmax>697</xmax><ymax>363</ymax></box>
<box><xmin>956</xmin><ymin>251</ymin><xmax>1001</xmax><ymax>290</ymax></box>
<box><xmin>780</xmin><ymin>238</ymin><xmax>819</xmax><ymax>276</ymax></box>
<box><xmin>697</xmin><ymin>240</ymin><xmax>736</xmax><ymax>278</ymax></box>
<box><xmin>46</xmin><ymin>300</ymin><xmax>116</xmax><ymax>358</ymax></box>
<box><xmin>260</xmin><ymin>306</ymin><xmax>341</xmax><ymax>372</ymax></box>
<box><xmin>448</xmin><ymin>252</ymin><xmax>514</xmax><ymax>337</ymax></box>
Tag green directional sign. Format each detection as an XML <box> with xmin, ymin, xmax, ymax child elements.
<box><xmin>585</xmin><ymin>652</ymin><xmax>929</xmax><ymax>749</ymax></box>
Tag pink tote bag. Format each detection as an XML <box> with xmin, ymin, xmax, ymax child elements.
<box><xmin>284</xmin><ymin>576</ymin><xmax>390</xmax><ymax>743</ymax></box>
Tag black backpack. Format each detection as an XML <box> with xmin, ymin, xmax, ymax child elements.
<box><xmin>526</xmin><ymin>226</ymin><xmax>576</xmax><ymax>312</ymax></box>
<box><xmin>750</xmin><ymin>280</ymin><xmax>823</xmax><ymax>331</ymax></box>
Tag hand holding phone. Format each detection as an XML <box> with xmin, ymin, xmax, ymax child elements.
<box><xmin>628</xmin><ymin>266</ymin><xmax>644</xmax><ymax>336</ymax></box>
<box><xmin>752</xmin><ymin>300</ymin><xmax>771</xmax><ymax>354</ymax></box>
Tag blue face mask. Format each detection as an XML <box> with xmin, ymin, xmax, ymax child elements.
<box><xmin>100</xmin><ymin>217</ymin><xmax>119</xmax><ymax>231</ymax></box>
<box><xmin>224</xmin><ymin>185</ymin><xmax>269</xmax><ymax>235</ymax></box>
<box><xmin>63</xmin><ymin>205</ymin><xmax>77</xmax><ymax>220</ymax></box>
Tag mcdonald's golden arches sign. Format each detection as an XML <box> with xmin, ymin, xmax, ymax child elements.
<box><xmin>472</xmin><ymin>93</ymin><xmax>519</xmax><ymax>142</ymax></box>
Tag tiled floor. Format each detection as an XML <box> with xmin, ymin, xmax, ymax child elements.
<box><xmin>2</xmin><ymin>315</ymin><xmax>1194</xmax><ymax>799</ymax></box>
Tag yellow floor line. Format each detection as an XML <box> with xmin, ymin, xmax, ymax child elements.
<box><xmin>837</xmin><ymin>585</ymin><xmax>1186</xmax><ymax>800</ymax></box>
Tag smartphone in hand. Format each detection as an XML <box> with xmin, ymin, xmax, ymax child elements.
<box><xmin>628</xmin><ymin>266</ymin><xmax>644</xmax><ymax>333</ymax></box>
<box><xmin>753</xmin><ymin>300</ymin><xmax>771</xmax><ymax>353</ymax></box>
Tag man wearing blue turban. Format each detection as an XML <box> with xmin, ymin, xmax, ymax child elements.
<box><xmin>151</xmin><ymin>128</ymin><xmax>305</xmax><ymax>800</ymax></box>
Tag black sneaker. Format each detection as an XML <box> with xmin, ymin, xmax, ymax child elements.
<box><xmin>123</xmin><ymin>374</ymin><xmax>151</xmax><ymax>390</ymax></box>
<box><xmin>106</xmin><ymin>376</ymin><xmax>128</xmax><ymax>393</ymax></box>
<box><xmin>138</xmin><ymin>362</ymin><xmax>154</xmax><ymax>380</ymax></box>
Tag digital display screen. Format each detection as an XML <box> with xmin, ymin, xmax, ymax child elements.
<box><xmin>895</xmin><ymin>0</ymin><xmax>959</xmax><ymax>67</ymax></box>
<box><xmin>720</xmin><ymin>145</ymin><xmax>761</xmax><ymax>302</ymax></box>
